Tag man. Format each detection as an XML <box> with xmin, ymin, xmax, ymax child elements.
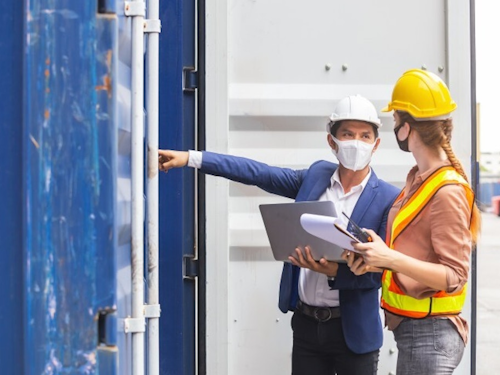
<box><xmin>159</xmin><ymin>95</ymin><xmax>399</xmax><ymax>375</ymax></box>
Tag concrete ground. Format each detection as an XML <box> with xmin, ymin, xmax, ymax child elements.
<box><xmin>476</xmin><ymin>211</ymin><xmax>500</xmax><ymax>374</ymax></box>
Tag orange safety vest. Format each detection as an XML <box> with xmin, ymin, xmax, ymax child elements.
<box><xmin>381</xmin><ymin>166</ymin><xmax>474</xmax><ymax>318</ymax></box>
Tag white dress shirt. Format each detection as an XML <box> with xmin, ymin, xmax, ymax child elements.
<box><xmin>298</xmin><ymin>168</ymin><xmax>371</xmax><ymax>307</ymax></box>
<box><xmin>188</xmin><ymin>150</ymin><xmax>203</xmax><ymax>168</ymax></box>
<box><xmin>187</xmin><ymin>150</ymin><xmax>371</xmax><ymax>308</ymax></box>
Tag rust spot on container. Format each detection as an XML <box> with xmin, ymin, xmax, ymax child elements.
<box><xmin>44</xmin><ymin>109</ymin><xmax>50</xmax><ymax>119</ymax></box>
<box><xmin>95</xmin><ymin>50</ymin><xmax>113</xmax><ymax>98</ymax></box>
<box><xmin>95</xmin><ymin>76</ymin><xmax>111</xmax><ymax>92</ymax></box>
<box><xmin>44</xmin><ymin>69</ymin><xmax>49</xmax><ymax>78</ymax></box>
<box><xmin>106</xmin><ymin>49</ymin><xmax>112</xmax><ymax>67</ymax></box>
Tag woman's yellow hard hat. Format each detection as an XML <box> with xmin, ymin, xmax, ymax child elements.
<box><xmin>382</xmin><ymin>69</ymin><xmax>457</xmax><ymax>120</ymax></box>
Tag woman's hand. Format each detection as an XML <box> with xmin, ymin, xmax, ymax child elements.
<box><xmin>351</xmin><ymin>229</ymin><xmax>396</xmax><ymax>269</ymax></box>
<box><xmin>158</xmin><ymin>150</ymin><xmax>189</xmax><ymax>172</ymax></box>
<box><xmin>289</xmin><ymin>246</ymin><xmax>339</xmax><ymax>277</ymax></box>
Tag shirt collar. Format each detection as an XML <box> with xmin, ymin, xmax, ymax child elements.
<box><xmin>407</xmin><ymin>159</ymin><xmax>452</xmax><ymax>186</ymax></box>
<box><xmin>332</xmin><ymin>168</ymin><xmax>372</xmax><ymax>193</ymax></box>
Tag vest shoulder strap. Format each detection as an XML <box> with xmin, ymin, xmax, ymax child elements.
<box><xmin>390</xmin><ymin>166</ymin><xmax>473</xmax><ymax>247</ymax></box>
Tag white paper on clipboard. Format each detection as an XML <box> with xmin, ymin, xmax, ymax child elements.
<box><xmin>300</xmin><ymin>213</ymin><xmax>361</xmax><ymax>252</ymax></box>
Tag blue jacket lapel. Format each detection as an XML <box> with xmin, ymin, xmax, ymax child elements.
<box><xmin>296</xmin><ymin>162</ymin><xmax>337</xmax><ymax>202</ymax></box>
<box><xmin>305</xmin><ymin>178</ymin><xmax>331</xmax><ymax>201</ymax></box>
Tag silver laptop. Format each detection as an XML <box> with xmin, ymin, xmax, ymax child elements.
<box><xmin>259</xmin><ymin>201</ymin><xmax>346</xmax><ymax>262</ymax></box>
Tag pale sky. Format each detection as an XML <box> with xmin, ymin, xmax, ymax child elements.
<box><xmin>476</xmin><ymin>1</ymin><xmax>500</xmax><ymax>153</ymax></box>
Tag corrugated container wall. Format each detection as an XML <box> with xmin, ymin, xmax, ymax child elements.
<box><xmin>205</xmin><ymin>0</ymin><xmax>473</xmax><ymax>374</ymax></box>
<box><xmin>23</xmin><ymin>1</ymin><xmax>123</xmax><ymax>373</ymax></box>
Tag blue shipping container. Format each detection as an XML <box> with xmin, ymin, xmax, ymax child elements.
<box><xmin>0</xmin><ymin>0</ymin><xmax>199</xmax><ymax>373</ymax></box>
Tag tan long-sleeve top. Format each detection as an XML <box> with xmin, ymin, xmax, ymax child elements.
<box><xmin>385</xmin><ymin>161</ymin><xmax>473</xmax><ymax>344</ymax></box>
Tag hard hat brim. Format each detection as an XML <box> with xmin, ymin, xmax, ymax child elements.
<box><xmin>328</xmin><ymin>116</ymin><xmax>382</xmax><ymax>128</ymax></box>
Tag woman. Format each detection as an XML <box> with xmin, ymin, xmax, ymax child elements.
<box><xmin>345</xmin><ymin>69</ymin><xmax>481</xmax><ymax>375</ymax></box>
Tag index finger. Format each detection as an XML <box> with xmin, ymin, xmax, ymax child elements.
<box><xmin>158</xmin><ymin>150</ymin><xmax>171</xmax><ymax>163</ymax></box>
<box><xmin>158</xmin><ymin>149</ymin><xmax>172</xmax><ymax>157</ymax></box>
<box><xmin>293</xmin><ymin>247</ymin><xmax>306</xmax><ymax>264</ymax></box>
<box><xmin>303</xmin><ymin>246</ymin><xmax>317</xmax><ymax>263</ymax></box>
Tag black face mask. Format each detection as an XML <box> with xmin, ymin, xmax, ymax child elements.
<box><xmin>394</xmin><ymin>123</ymin><xmax>411</xmax><ymax>152</ymax></box>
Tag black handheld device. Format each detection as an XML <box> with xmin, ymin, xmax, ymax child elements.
<box><xmin>342</xmin><ymin>212</ymin><xmax>373</xmax><ymax>243</ymax></box>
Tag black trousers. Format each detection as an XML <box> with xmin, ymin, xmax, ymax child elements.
<box><xmin>291</xmin><ymin>311</ymin><xmax>379</xmax><ymax>375</ymax></box>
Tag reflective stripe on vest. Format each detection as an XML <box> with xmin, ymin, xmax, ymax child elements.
<box><xmin>381</xmin><ymin>166</ymin><xmax>474</xmax><ymax>318</ymax></box>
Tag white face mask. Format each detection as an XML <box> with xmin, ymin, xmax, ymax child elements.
<box><xmin>330</xmin><ymin>136</ymin><xmax>376</xmax><ymax>171</ymax></box>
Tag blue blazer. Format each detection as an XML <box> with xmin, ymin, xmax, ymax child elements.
<box><xmin>200</xmin><ymin>151</ymin><xmax>399</xmax><ymax>354</ymax></box>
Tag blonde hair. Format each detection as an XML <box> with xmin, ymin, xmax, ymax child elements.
<box><xmin>398</xmin><ymin>112</ymin><xmax>481</xmax><ymax>243</ymax></box>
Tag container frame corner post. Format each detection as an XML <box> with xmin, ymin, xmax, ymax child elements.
<box><xmin>0</xmin><ymin>0</ymin><xmax>24</xmax><ymax>372</ymax></box>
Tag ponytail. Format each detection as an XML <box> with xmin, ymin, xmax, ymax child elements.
<box><xmin>441</xmin><ymin>140</ymin><xmax>481</xmax><ymax>244</ymax></box>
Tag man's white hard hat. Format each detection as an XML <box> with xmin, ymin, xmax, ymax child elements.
<box><xmin>327</xmin><ymin>95</ymin><xmax>382</xmax><ymax>132</ymax></box>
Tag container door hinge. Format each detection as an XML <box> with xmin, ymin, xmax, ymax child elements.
<box><xmin>183</xmin><ymin>255</ymin><xmax>199</xmax><ymax>279</ymax></box>
<box><xmin>183</xmin><ymin>67</ymin><xmax>198</xmax><ymax>92</ymax></box>
<box><xmin>98</xmin><ymin>310</ymin><xmax>117</xmax><ymax>346</ymax></box>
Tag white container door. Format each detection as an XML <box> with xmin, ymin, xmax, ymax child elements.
<box><xmin>205</xmin><ymin>1</ymin><xmax>473</xmax><ymax>374</ymax></box>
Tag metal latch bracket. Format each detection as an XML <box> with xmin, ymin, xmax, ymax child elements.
<box><xmin>144</xmin><ymin>19</ymin><xmax>162</xmax><ymax>33</ymax></box>
<box><xmin>144</xmin><ymin>304</ymin><xmax>161</xmax><ymax>318</ymax></box>
<box><xmin>123</xmin><ymin>317</ymin><xmax>146</xmax><ymax>333</ymax></box>
<box><xmin>124</xmin><ymin>1</ymin><xmax>146</xmax><ymax>17</ymax></box>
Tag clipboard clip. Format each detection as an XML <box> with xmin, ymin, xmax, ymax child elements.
<box><xmin>342</xmin><ymin>212</ymin><xmax>373</xmax><ymax>243</ymax></box>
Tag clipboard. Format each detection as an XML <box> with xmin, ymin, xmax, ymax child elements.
<box><xmin>300</xmin><ymin>213</ymin><xmax>362</xmax><ymax>252</ymax></box>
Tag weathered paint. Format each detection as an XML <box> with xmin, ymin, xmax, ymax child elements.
<box><xmin>95</xmin><ymin>12</ymin><xmax>119</xmax><ymax>343</ymax></box>
<box><xmin>0</xmin><ymin>0</ymin><xmax>24</xmax><ymax>373</ymax></box>
<box><xmin>24</xmin><ymin>1</ymin><xmax>117</xmax><ymax>374</ymax></box>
